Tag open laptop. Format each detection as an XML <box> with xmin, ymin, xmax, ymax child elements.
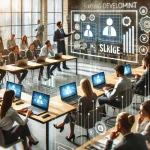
<box><xmin>48</xmin><ymin>53</ymin><xmax>62</xmax><ymax>59</ymax></box>
<box><xmin>6</xmin><ymin>81</ymin><xmax>22</xmax><ymax>101</ymax></box>
<box><xmin>12</xmin><ymin>58</ymin><xmax>28</xmax><ymax>67</ymax></box>
<box><xmin>124</xmin><ymin>64</ymin><xmax>135</xmax><ymax>79</ymax></box>
<box><xmin>59</xmin><ymin>82</ymin><xmax>81</xmax><ymax>104</ymax></box>
<box><xmin>27</xmin><ymin>91</ymin><xmax>50</xmax><ymax>115</ymax></box>
<box><xmin>92</xmin><ymin>72</ymin><xmax>111</xmax><ymax>90</ymax></box>
<box><xmin>31</xmin><ymin>56</ymin><xmax>47</xmax><ymax>63</ymax></box>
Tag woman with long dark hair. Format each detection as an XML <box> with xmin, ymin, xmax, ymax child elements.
<box><xmin>0</xmin><ymin>90</ymin><xmax>39</xmax><ymax>150</ymax></box>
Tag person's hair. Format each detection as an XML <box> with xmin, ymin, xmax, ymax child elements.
<box><xmin>11</xmin><ymin>34</ymin><xmax>15</xmax><ymax>37</ymax></box>
<box><xmin>141</xmin><ymin>100</ymin><xmax>150</xmax><ymax>117</ymax></box>
<box><xmin>56</xmin><ymin>21</ymin><xmax>61</xmax><ymax>26</ymax></box>
<box><xmin>144</xmin><ymin>56</ymin><xmax>150</xmax><ymax>66</ymax></box>
<box><xmin>29</xmin><ymin>42</ymin><xmax>35</xmax><ymax>49</ymax></box>
<box><xmin>117</xmin><ymin>112</ymin><xmax>135</xmax><ymax>130</ymax></box>
<box><xmin>1</xmin><ymin>90</ymin><xmax>15</xmax><ymax>119</ymax></box>
<box><xmin>80</xmin><ymin>78</ymin><xmax>94</xmax><ymax>100</ymax></box>
<box><xmin>45</xmin><ymin>40</ymin><xmax>50</xmax><ymax>45</ymax></box>
<box><xmin>36</xmin><ymin>35</ymin><xmax>39</xmax><ymax>38</ymax></box>
<box><xmin>12</xmin><ymin>45</ymin><xmax>19</xmax><ymax>51</ymax></box>
<box><xmin>21</xmin><ymin>35</ymin><xmax>28</xmax><ymax>44</ymax></box>
<box><xmin>114</xmin><ymin>64</ymin><xmax>124</xmax><ymax>74</ymax></box>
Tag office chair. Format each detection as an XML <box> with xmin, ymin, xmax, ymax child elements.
<box><xmin>76</xmin><ymin>105</ymin><xmax>104</xmax><ymax>140</ymax></box>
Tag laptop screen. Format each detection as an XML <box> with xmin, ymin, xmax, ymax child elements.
<box><xmin>92</xmin><ymin>72</ymin><xmax>106</xmax><ymax>87</ymax></box>
<box><xmin>124</xmin><ymin>64</ymin><xmax>132</xmax><ymax>75</ymax></box>
<box><xmin>6</xmin><ymin>81</ymin><xmax>22</xmax><ymax>98</ymax></box>
<box><xmin>31</xmin><ymin>91</ymin><xmax>50</xmax><ymax>110</ymax></box>
<box><xmin>59</xmin><ymin>82</ymin><xmax>77</xmax><ymax>99</ymax></box>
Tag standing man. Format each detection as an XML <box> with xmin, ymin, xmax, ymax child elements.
<box><xmin>35</xmin><ymin>20</ymin><xmax>44</xmax><ymax>46</ymax></box>
<box><xmin>54</xmin><ymin>21</ymin><xmax>75</xmax><ymax>71</ymax></box>
<box><xmin>7</xmin><ymin>34</ymin><xmax>16</xmax><ymax>51</ymax></box>
<box><xmin>40</xmin><ymin>40</ymin><xmax>57</xmax><ymax>78</ymax></box>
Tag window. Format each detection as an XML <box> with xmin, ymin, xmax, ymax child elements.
<box><xmin>0</xmin><ymin>0</ymin><xmax>41</xmax><ymax>49</ymax></box>
<box><xmin>47</xmin><ymin>0</ymin><xmax>63</xmax><ymax>44</ymax></box>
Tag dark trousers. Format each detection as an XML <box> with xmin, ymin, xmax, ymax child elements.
<box><xmin>46</xmin><ymin>64</ymin><xmax>58</xmax><ymax>77</ymax></box>
<box><xmin>39</xmin><ymin>66</ymin><xmax>44</xmax><ymax>76</ymax></box>
<box><xmin>98</xmin><ymin>95</ymin><xmax>121</xmax><ymax>114</ymax></box>
<box><xmin>16</xmin><ymin>70</ymin><xmax>28</xmax><ymax>83</ymax></box>
<box><xmin>0</xmin><ymin>70</ymin><xmax>6</xmax><ymax>81</ymax></box>
<box><xmin>57</xmin><ymin>45</ymin><xmax>67</xmax><ymax>69</ymax></box>
<box><xmin>2</xmin><ymin>124</ymin><xmax>31</xmax><ymax>150</ymax></box>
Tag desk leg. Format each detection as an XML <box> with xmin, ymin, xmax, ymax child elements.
<box><xmin>13</xmin><ymin>74</ymin><xmax>15</xmax><ymax>83</ymax></box>
<box><xmin>46</xmin><ymin>122</ymin><xmax>49</xmax><ymax>150</ymax></box>
<box><xmin>76</xmin><ymin>58</ymin><xmax>78</xmax><ymax>75</ymax></box>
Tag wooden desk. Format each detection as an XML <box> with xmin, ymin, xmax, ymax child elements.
<box><xmin>0</xmin><ymin>89</ymin><xmax>76</xmax><ymax>150</ymax></box>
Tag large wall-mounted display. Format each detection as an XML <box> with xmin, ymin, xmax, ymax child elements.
<box><xmin>70</xmin><ymin>1</ymin><xmax>150</xmax><ymax>63</ymax></box>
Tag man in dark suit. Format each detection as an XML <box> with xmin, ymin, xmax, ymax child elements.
<box><xmin>25</xmin><ymin>43</ymin><xmax>44</xmax><ymax>81</ymax></box>
<box><xmin>8</xmin><ymin>45</ymin><xmax>28</xmax><ymax>84</ymax></box>
<box><xmin>134</xmin><ymin>55</ymin><xmax>150</xmax><ymax>96</ymax></box>
<box><xmin>53</xmin><ymin>21</ymin><xmax>75</xmax><ymax>71</ymax></box>
<box><xmin>105</xmin><ymin>112</ymin><xmax>147</xmax><ymax>150</ymax></box>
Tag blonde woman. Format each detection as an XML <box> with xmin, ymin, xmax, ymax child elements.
<box><xmin>53</xmin><ymin>78</ymin><xmax>97</xmax><ymax>142</ymax></box>
<box><xmin>105</xmin><ymin>112</ymin><xmax>147</xmax><ymax>150</ymax></box>
<box><xmin>20</xmin><ymin>35</ymin><xmax>28</xmax><ymax>51</ymax></box>
<box><xmin>136</xmin><ymin>100</ymin><xmax>150</xmax><ymax>141</ymax></box>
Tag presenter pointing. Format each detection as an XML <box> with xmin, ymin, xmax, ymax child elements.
<box><xmin>54</xmin><ymin>21</ymin><xmax>75</xmax><ymax>71</ymax></box>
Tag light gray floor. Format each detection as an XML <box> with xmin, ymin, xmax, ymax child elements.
<box><xmin>0</xmin><ymin>57</ymin><xmax>142</xmax><ymax>150</ymax></box>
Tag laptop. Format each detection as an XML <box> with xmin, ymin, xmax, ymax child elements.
<box><xmin>48</xmin><ymin>53</ymin><xmax>62</xmax><ymax>59</ymax></box>
<box><xmin>59</xmin><ymin>82</ymin><xmax>81</xmax><ymax>104</ymax></box>
<box><xmin>31</xmin><ymin>56</ymin><xmax>47</xmax><ymax>63</ymax></box>
<box><xmin>6</xmin><ymin>81</ymin><xmax>22</xmax><ymax>101</ymax></box>
<box><xmin>12</xmin><ymin>58</ymin><xmax>28</xmax><ymax>67</ymax></box>
<box><xmin>28</xmin><ymin>91</ymin><xmax>50</xmax><ymax>115</ymax></box>
<box><xmin>124</xmin><ymin>64</ymin><xmax>135</xmax><ymax>79</ymax></box>
<box><xmin>92</xmin><ymin>72</ymin><xmax>111</xmax><ymax>90</ymax></box>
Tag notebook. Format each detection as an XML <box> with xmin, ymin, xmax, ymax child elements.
<box><xmin>92</xmin><ymin>72</ymin><xmax>111</xmax><ymax>90</ymax></box>
<box><xmin>27</xmin><ymin>91</ymin><xmax>50</xmax><ymax>115</ymax></box>
<box><xmin>47</xmin><ymin>53</ymin><xmax>62</xmax><ymax>59</ymax></box>
<box><xmin>124</xmin><ymin>64</ymin><xmax>135</xmax><ymax>79</ymax></box>
<box><xmin>59</xmin><ymin>82</ymin><xmax>81</xmax><ymax>104</ymax></box>
<box><xmin>6</xmin><ymin>81</ymin><xmax>22</xmax><ymax>101</ymax></box>
<box><xmin>12</xmin><ymin>58</ymin><xmax>28</xmax><ymax>67</ymax></box>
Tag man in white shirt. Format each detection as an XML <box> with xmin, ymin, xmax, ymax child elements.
<box><xmin>39</xmin><ymin>40</ymin><xmax>57</xmax><ymax>78</ymax></box>
<box><xmin>98</xmin><ymin>64</ymin><xmax>132</xmax><ymax>115</ymax></box>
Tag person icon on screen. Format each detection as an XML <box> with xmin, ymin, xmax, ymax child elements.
<box><xmin>84</xmin><ymin>25</ymin><xmax>93</xmax><ymax>37</ymax></box>
<box><xmin>11</xmin><ymin>85</ymin><xmax>16</xmax><ymax>94</ymax></box>
<box><xmin>103</xmin><ymin>18</ymin><xmax>116</xmax><ymax>37</ymax></box>
<box><xmin>96</xmin><ymin>75</ymin><xmax>101</xmax><ymax>83</ymax></box>
<box><xmin>66</xmin><ymin>86</ymin><xmax>71</xmax><ymax>95</ymax></box>
<box><xmin>37</xmin><ymin>95</ymin><xmax>43</xmax><ymax>105</ymax></box>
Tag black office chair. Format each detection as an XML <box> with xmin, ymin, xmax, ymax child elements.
<box><xmin>0</xmin><ymin>128</ymin><xmax>23</xmax><ymax>149</ymax></box>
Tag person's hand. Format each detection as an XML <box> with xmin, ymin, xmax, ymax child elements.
<box><xmin>103</xmin><ymin>87</ymin><xmax>109</xmax><ymax>91</ymax></box>
<box><xmin>20</xmin><ymin>108</ymin><xmax>28</xmax><ymax>112</ymax></box>
<box><xmin>138</xmin><ymin>116</ymin><xmax>144</xmax><ymax>124</ymax></box>
<box><xmin>26</xmin><ymin>109</ymin><xmax>32</xmax><ymax>117</ymax></box>
<box><xmin>110</xmin><ymin>131</ymin><xmax>120</xmax><ymax>140</ymax></box>
<box><xmin>71</xmin><ymin>30</ymin><xmax>76</xmax><ymax>34</ymax></box>
<box><xmin>60</xmin><ymin>38</ymin><xmax>64</xmax><ymax>41</ymax></box>
<box><xmin>135</xmin><ymin>74</ymin><xmax>141</xmax><ymax>79</ymax></box>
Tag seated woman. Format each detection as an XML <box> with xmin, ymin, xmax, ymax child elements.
<box><xmin>136</xmin><ymin>100</ymin><xmax>150</xmax><ymax>141</ymax></box>
<box><xmin>0</xmin><ymin>90</ymin><xmax>39</xmax><ymax>150</ymax></box>
<box><xmin>105</xmin><ymin>112</ymin><xmax>147</xmax><ymax>150</ymax></box>
<box><xmin>20</xmin><ymin>35</ymin><xmax>28</xmax><ymax>51</ymax></box>
<box><xmin>53</xmin><ymin>78</ymin><xmax>98</xmax><ymax>142</ymax></box>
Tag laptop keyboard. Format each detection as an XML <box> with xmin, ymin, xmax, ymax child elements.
<box><xmin>28</xmin><ymin>106</ymin><xmax>45</xmax><ymax>115</ymax></box>
<box><xmin>64</xmin><ymin>95</ymin><xmax>81</xmax><ymax>104</ymax></box>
